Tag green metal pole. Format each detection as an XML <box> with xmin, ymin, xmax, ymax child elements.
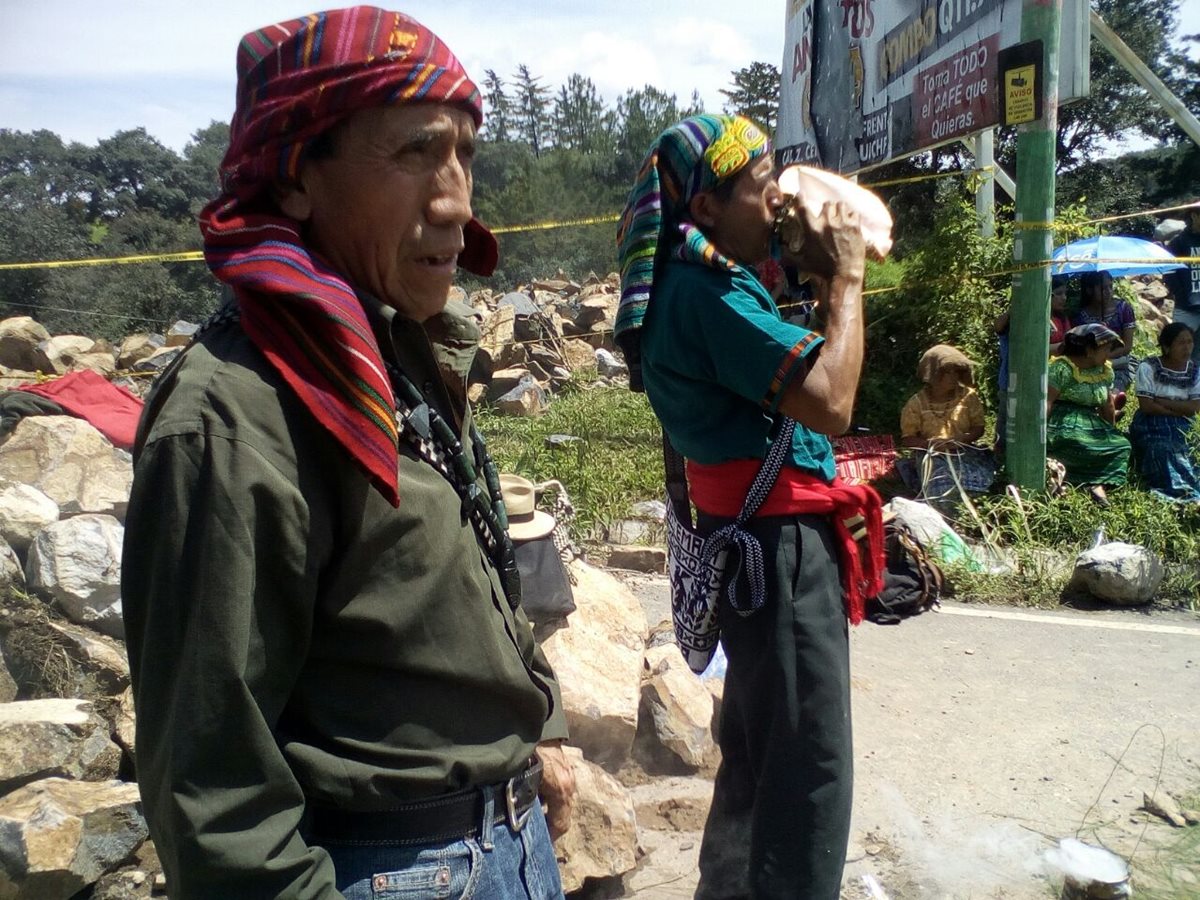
<box><xmin>1007</xmin><ymin>0</ymin><xmax>1063</xmax><ymax>492</ymax></box>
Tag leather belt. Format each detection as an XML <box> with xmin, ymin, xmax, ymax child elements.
<box><xmin>305</xmin><ymin>759</ymin><xmax>542</xmax><ymax>846</ymax></box>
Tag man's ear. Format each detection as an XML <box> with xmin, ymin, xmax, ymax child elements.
<box><xmin>689</xmin><ymin>191</ymin><xmax>721</xmax><ymax>230</ymax></box>
<box><xmin>273</xmin><ymin>177</ymin><xmax>313</xmax><ymax>222</ymax></box>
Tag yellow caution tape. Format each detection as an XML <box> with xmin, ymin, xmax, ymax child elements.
<box><xmin>0</xmin><ymin>251</ymin><xmax>205</xmax><ymax>271</ymax></box>
<box><xmin>491</xmin><ymin>214</ymin><xmax>620</xmax><ymax>235</ymax></box>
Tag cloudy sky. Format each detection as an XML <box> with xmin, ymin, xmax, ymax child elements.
<box><xmin>2</xmin><ymin>0</ymin><xmax>1198</xmax><ymax>152</ymax></box>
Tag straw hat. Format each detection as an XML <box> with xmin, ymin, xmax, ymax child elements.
<box><xmin>499</xmin><ymin>474</ymin><xmax>556</xmax><ymax>542</ymax></box>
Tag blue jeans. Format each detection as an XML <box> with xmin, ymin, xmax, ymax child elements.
<box><xmin>319</xmin><ymin>805</ymin><xmax>564</xmax><ymax>900</ymax></box>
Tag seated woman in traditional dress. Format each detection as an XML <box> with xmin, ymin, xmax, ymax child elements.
<box><xmin>897</xmin><ymin>344</ymin><xmax>994</xmax><ymax>503</ymax></box>
<box><xmin>1046</xmin><ymin>324</ymin><xmax>1130</xmax><ymax>505</ymax></box>
<box><xmin>1128</xmin><ymin>322</ymin><xmax>1200</xmax><ymax>501</ymax></box>
<box><xmin>1072</xmin><ymin>271</ymin><xmax>1136</xmax><ymax>392</ymax></box>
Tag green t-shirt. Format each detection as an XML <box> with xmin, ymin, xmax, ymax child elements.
<box><xmin>640</xmin><ymin>259</ymin><xmax>835</xmax><ymax>481</ymax></box>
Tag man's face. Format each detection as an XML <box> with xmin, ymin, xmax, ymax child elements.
<box><xmin>294</xmin><ymin>103</ymin><xmax>476</xmax><ymax>321</ymax></box>
<box><xmin>696</xmin><ymin>155</ymin><xmax>783</xmax><ymax>266</ymax></box>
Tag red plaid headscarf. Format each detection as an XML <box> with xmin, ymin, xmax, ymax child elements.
<box><xmin>200</xmin><ymin>7</ymin><xmax>496</xmax><ymax>506</ymax></box>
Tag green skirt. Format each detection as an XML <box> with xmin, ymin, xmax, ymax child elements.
<box><xmin>1047</xmin><ymin>401</ymin><xmax>1130</xmax><ymax>486</ymax></box>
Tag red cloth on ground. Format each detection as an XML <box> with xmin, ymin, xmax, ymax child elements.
<box><xmin>19</xmin><ymin>370</ymin><xmax>144</xmax><ymax>450</ymax></box>
<box><xmin>832</xmin><ymin>434</ymin><xmax>897</xmax><ymax>483</ymax></box>
<box><xmin>686</xmin><ymin>459</ymin><xmax>885</xmax><ymax>625</ymax></box>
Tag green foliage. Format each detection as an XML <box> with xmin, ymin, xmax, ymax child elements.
<box><xmin>948</xmin><ymin>487</ymin><xmax>1200</xmax><ymax>610</ymax></box>
<box><xmin>855</xmin><ymin>188</ymin><xmax>1012</xmax><ymax>431</ymax></box>
<box><xmin>475</xmin><ymin>376</ymin><xmax>661</xmax><ymax>540</ymax></box>
<box><xmin>720</xmin><ymin>62</ymin><xmax>780</xmax><ymax>133</ymax></box>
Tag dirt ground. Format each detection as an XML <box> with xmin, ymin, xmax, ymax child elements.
<box><xmin>611</xmin><ymin>572</ymin><xmax>1200</xmax><ymax>900</ymax></box>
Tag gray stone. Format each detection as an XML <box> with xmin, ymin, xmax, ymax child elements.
<box><xmin>0</xmin><ymin>650</ymin><xmax>15</xmax><ymax>703</ymax></box>
<box><xmin>0</xmin><ymin>700</ymin><xmax>122</xmax><ymax>794</ymax></box>
<box><xmin>573</xmin><ymin>297</ymin><xmax>613</xmax><ymax>331</ymax></box>
<box><xmin>486</xmin><ymin>367</ymin><xmax>534</xmax><ymax>400</ymax></box>
<box><xmin>493</xmin><ymin>375</ymin><xmax>548</xmax><ymax>417</ymax></box>
<box><xmin>629</xmin><ymin>500</ymin><xmax>666</xmax><ymax>521</ymax></box>
<box><xmin>115</xmin><ymin>335</ymin><xmax>164</xmax><ymax>371</ymax></box>
<box><xmin>163</xmin><ymin>321</ymin><xmax>198</xmax><ymax>348</ymax></box>
<box><xmin>0</xmin><ymin>482</ymin><xmax>60</xmax><ymax>554</ymax></box>
<box><xmin>0</xmin><ymin>416</ymin><xmax>132</xmax><ymax>520</ymax></box>
<box><xmin>539</xmin><ymin>560</ymin><xmax>647</xmax><ymax>771</ymax></box>
<box><xmin>130</xmin><ymin>347</ymin><xmax>181</xmax><ymax>373</ymax></box>
<box><xmin>553</xmin><ymin>747</ymin><xmax>638</xmax><ymax>893</ymax></box>
<box><xmin>0</xmin><ymin>538</ymin><xmax>23</xmax><ymax>591</ymax></box>
<box><xmin>32</xmin><ymin>336</ymin><xmax>112</xmax><ymax>377</ymax></box>
<box><xmin>560</xmin><ymin>338</ymin><xmax>598</xmax><ymax>373</ymax></box>
<box><xmin>606</xmin><ymin>519</ymin><xmax>653</xmax><ymax>545</ymax></box>
<box><xmin>112</xmin><ymin>688</ymin><xmax>135</xmax><ymax>761</ymax></box>
<box><xmin>544</xmin><ymin>434</ymin><xmax>582</xmax><ymax>450</ymax></box>
<box><xmin>0</xmin><ymin>318</ymin><xmax>52</xmax><ymax>373</ymax></box>
<box><xmin>595</xmin><ymin>348</ymin><xmax>627</xmax><ymax>379</ymax></box>
<box><xmin>477</xmin><ymin>306</ymin><xmax>524</xmax><ymax>371</ymax></box>
<box><xmin>0</xmin><ymin>778</ymin><xmax>147</xmax><ymax>900</ymax></box>
<box><xmin>497</xmin><ymin>291</ymin><xmax>540</xmax><ymax>318</ymax></box>
<box><xmin>606</xmin><ymin>545</ymin><xmax>666</xmax><ymax>574</ymax></box>
<box><xmin>44</xmin><ymin>622</ymin><xmax>129</xmax><ymax>693</ymax></box>
<box><xmin>25</xmin><ymin>515</ymin><xmax>124</xmax><ymax>639</ymax></box>
<box><xmin>639</xmin><ymin>646</ymin><xmax>716</xmax><ymax>770</ymax></box>
<box><xmin>1068</xmin><ymin>542</ymin><xmax>1164</xmax><ymax>606</ymax></box>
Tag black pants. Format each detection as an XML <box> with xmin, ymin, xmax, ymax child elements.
<box><xmin>694</xmin><ymin>514</ymin><xmax>853</xmax><ymax>900</ymax></box>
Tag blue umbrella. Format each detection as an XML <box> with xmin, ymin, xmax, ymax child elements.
<box><xmin>1051</xmin><ymin>235</ymin><xmax>1187</xmax><ymax>277</ymax></box>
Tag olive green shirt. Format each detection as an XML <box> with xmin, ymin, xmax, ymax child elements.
<box><xmin>122</xmin><ymin>296</ymin><xmax>568</xmax><ymax>899</ymax></box>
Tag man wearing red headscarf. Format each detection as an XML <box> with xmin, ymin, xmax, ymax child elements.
<box><xmin>121</xmin><ymin>9</ymin><xmax>573</xmax><ymax>898</ymax></box>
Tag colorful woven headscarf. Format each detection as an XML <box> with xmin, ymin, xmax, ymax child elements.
<box><xmin>614</xmin><ymin>115</ymin><xmax>770</xmax><ymax>351</ymax></box>
<box><xmin>199</xmin><ymin>7</ymin><xmax>495</xmax><ymax>507</ymax></box>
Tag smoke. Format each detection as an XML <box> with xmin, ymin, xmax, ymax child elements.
<box><xmin>875</xmin><ymin>783</ymin><xmax>1048</xmax><ymax>896</ymax></box>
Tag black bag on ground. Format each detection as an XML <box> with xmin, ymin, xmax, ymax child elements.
<box><xmin>866</xmin><ymin>518</ymin><xmax>943</xmax><ymax>625</ymax></box>
<box><xmin>513</xmin><ymin>535</ymin><xmax>575</xmax><ymax>624</ymax></box>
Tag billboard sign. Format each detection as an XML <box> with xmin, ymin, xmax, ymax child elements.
<box><xmin>776</xmin><ymin>0</ymin><xmax>1090</xmax><ymax>172</ymax></box>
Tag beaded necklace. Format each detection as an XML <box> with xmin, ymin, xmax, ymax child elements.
<box><xmin>192</xmin><ymin>301</ymin><xmax>522</xmax><ymax>610</ymax></box>
<box><xmin>385</xmin><ymin>361</ymin><xmax>521</xmax><ymax>609</ymax></box>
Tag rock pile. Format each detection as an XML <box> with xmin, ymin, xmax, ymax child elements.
<box><xmin>0</xmin><ymin>304</ymin><xmax>717</xmax><ymax>897</ymax></box>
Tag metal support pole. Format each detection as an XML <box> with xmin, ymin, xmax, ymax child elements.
<box><xmin>1007</xmin><ymin>0</ymin><xmax>1063</xmax><ymax>492</ymax></box>
<box><xmin>1091</xmin><ymin>10</ymin><xmax>1200</xmax><ymax>148</ymax></box>
<box><xmin>973</xmin><ymin>130</ymin><xmax>996</xmax><ymax>238</ymax></box>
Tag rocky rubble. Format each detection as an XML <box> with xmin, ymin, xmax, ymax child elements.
<box><xmin>0</xmin><ymin>297</ymin><xmax>721</xmax><ymax>897</ymax></box>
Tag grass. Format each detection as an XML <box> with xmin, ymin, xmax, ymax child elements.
<box><xmin>475</xmin><ymin>369</ymin><xmax>662</xmax><ymax>540</ymax></box>
<box><xmin>940</xmin><ymin>485</ymin><xmax>1200</xmax><ymax>611</ymax></box>
<box><xmin>1128</xmin><ymin>788</ymin><xmax>1200</xmax><ymax>899</ymax></box>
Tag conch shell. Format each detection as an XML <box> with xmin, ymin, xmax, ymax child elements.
<box><xmin>774</xmin><ymin>165</ymin><xmax>894</xmax><ymax>262</ymax></box>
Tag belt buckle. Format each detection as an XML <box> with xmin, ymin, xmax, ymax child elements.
<box><xmin>505</xmin><ymin>776</ymin><xmax>532</xmax><ymax>832</ymax></box>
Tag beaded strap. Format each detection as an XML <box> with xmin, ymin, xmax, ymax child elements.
<box><xmin>195</xmin><ymin>301</ymin><xmax>521</xmax><ymax>609</ymax></box>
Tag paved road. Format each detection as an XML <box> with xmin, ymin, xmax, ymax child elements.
<box><xmin>616</xmin><ymin>573</ymin><xmax>1200</xmax><ymax>899</ymax></box>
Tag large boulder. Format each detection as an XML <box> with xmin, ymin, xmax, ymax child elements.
<box><xmin>0</xmin><ymin>318</ymin><xmax>52</xmax><ymax>373</ymax></box>
<box><xmin>0</xmin><ymin>778</ymin><xmax>147</xmax><ymax>900</ymax></box>
<box><xmin>638</xmin><ymin>645</ymin><xmax>716</xmax><ymax>770</ymax></box>
<box><xmin>31</xmin><ymin>336</ymin><xmax>109</xmax><ymax>376</ymax></box>
<box><xmin>1068</xmin><ymin>542</ymin><xmax>1164</xmax><ymax>606</ymax></box>
<box><xmin>0</xmin><ymin>416</ymin><xmax>132</xmax><ymax>520</ymax></box>
<box><xmin>0</xmin><ymin>482</ymin><xmax>60</xmax><ymax>554</ymax></box>
<box><xmin>25</xmin><ymin>515</ymin><xmax>125</xmax><ymax>640</ymax></box>
<box><xmin>552</xmin><ymin>746</ymin><xmax>638</xmax><ymax>894</ymax></box>
<box><xmin>0</xmin><ymin>699</ymin><xmax>122</xmax><ymax>794</ymax></box>
<box><xmin>539</xmin><ymin>560</ymin><xmax>647</xmax><ymax>771</ymax></box>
